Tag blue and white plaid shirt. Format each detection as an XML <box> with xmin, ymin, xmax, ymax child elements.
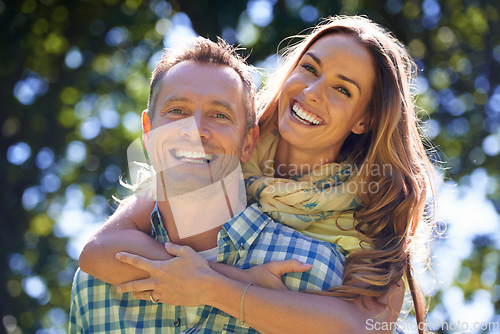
<box><xmin>69</xmin><ymin>203</ymin><xmax>345</xmax><ymax>333</ymax></box>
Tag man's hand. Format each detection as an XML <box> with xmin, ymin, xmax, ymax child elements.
<box><xmin>116</xmin><ymin>242</ymin><xmax>214</xmax><ymax>306</ymax></box>
<box><xmin>115</xmin><ymin>242</ymin><xmax>313</xmax><ymax>305</ymax></box>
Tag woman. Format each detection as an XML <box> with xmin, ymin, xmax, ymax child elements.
<box><xmin>81</xmin><ymin>15</ymin><xmax>434</xmax><ymax>333</ymax></box>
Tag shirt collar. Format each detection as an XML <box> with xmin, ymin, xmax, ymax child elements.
<box><xmin>151</xmin><ymin>203</ymin><xmax>171</xmax><ymax>243</ymax></box>
<box><xmin>151</xmin><ymin>202</ymin><xmax>273</xmax><ymax>251</ymax></box>
<box><xmin>221</xmin><ymin>203</ymin><xmax>272</xmax><ymax>252</ymax></box>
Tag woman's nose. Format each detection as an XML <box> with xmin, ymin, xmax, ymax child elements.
<box><xmin>303</xmin><ymin>79</ymin><xmax>323</xmax><ymax>104</ymax></box>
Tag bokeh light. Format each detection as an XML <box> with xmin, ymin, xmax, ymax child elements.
<box><xmin>64</xmin><ymin>47</ymin><xmax>83</xmax><ymax>69</ymax></box>
<box><xmin>7</xmin><ymin>142</ymin><xmax>31</xmax><ymax>165</ymax></box>
<box><xmin>3</xmin><ymin>1</ymin><xmax>500</xmax><ymax>333</ymax></box>
<box><xmin>247</xmin><ymin>0</ymin><xmax>275</xmax><ymax>27</ymax></box>
<box><xmin>13</xmin><ymin>72</ymin><xmax>48</xmax><ymax>105</ymax></box>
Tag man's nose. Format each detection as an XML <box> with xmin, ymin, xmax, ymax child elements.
<box><xmin>179</xmin><ymin>114</ymin><xmax>210</xmax><ymax>140</ymax></box>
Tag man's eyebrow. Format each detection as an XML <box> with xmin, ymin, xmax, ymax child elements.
<box><xmin>210</xmin><ymin>100</ymin><xmax>235</xmax><ymax>114</ymax></box>
<box><xmin>157</xmin><ymin>96</ymin><xmax>190</xmax><ymax>114</ymax></box>
<box><xmin>159</xmin><ymin>97</ymin><xmax>236</xmax><ymax>115</ymax></box>
<box><xmin>305</xmin><ymin>52</ymin><xmax>362</xmax><ymax>94</ymax></box>
<box><xmin>161</xmin><ymin>96</ymin><xmax>190</xmax><ymax>105</ymax></box>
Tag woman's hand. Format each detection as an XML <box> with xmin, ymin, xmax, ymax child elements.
<box><xmin>238</xmin><ymin>260</ymin><xmax>312</xmax><ymax>290</ymax></box>
<box><xmin>116</xmin><ymin>242</ymin><xmax>214</xmax><ymax>306</ymax></box>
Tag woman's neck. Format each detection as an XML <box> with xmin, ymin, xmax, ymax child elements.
<box><xmin>274</xmin><ymin>137</ymin><xmax>339</xmax><ymax>178</ymax></box>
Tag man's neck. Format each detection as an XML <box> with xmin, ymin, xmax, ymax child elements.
<box><xmin>156</xmin><ymin>166</ymin><xmax>245</xmax><ymax>252</ymax></box>
<box><xmin>156</xmin><ymin>198</ymin><xmax>222</xmax><ymax>252</ymax></box>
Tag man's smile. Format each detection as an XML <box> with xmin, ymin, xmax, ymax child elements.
<box><xmin>170</xmin><ymin>149</ymin><xmax>214</xmax><ymax>164</ymax></box>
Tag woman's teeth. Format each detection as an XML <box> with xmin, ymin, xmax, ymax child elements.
<box><xmin>174</xmin><ymin>150</ymin><xmax>212</xmax><ymax>164</ymax></box>
<box><xmin>292</xmin><ymin>103</ymin><xmax>322</xmax><ymax>125</ymax></box>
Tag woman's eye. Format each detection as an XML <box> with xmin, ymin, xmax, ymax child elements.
<box><xmin>301</xmin><ymin>64</ymin><xmax>316</xmax><ymax>74</ymax></box>
<box><xmin>337</xmin><ymin>87</ymin><xmax>351</xmax><ymax>97</ymax></box>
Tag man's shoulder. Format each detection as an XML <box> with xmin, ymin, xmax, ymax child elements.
<box><xmin>237</xmin><ymin>203</ymin><xmax>267</xmax><ymax>219</ymax></box>
<box><xmin>72</xmin><ymin>268</ymin><xmax>92</xmax><ymax>288</ymax></box>
<box><xmin>222</xmin><ymin>203</ymin><xmax>269</xmax><ymax>234</ymax></box>
<box><xmin>231</xmin><ymin>207</ymin><xmax>346</xmax><ymax>292</ymax></box>
<box><xmin>223</xmin><ymin>204</ymin><xmax>344</xmax><ymax>253</ymax></box>
<box><xmin>232</xmin><ymin>204</ymin><xmax>316</xmax><ymax>243</ymax></box>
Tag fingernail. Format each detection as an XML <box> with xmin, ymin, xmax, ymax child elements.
<box><xmin>117</xmin><ymin>287</ymin><xmax>122</xmax><ymax>293</ymax></box>
<box><xmin>116</xmin><ymin>253</ymin><xmax>122</xmax><ymax>260</ymax></box>
<box><xmin>164</xmin><ymin>242</ymin><xmax>171</xmax><ymax>247</ymax></box>
<box><xmin>302</xmin><ymin>262</ymin><xmax>313</xmax><ymax>267</ymax></box>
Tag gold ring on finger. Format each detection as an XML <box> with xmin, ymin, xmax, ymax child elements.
<box><xmin>150</xmin><ymin>291</ymin><xmax>158</xmax><ymax>304</ymax></box>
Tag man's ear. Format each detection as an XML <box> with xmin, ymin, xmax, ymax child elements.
<box><xmin>351</xmin><ymin>113</ymin><xmax>371</xmax><ymax>135</ymax></box>
<box><xmin>240</xmin><ymin>125</ymin><xmax>259</xmax><ymax>163</ymax></box>
<box><xmin>142</xmin><ymin>110</ymin><xmax>152</xmax><ymax>151</ymax></box>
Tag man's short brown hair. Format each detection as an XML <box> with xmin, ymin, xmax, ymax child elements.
<box><xmin>147</xmin><ymin>37</ymin><xmax>257</xmax><ymax>132</ymax></box>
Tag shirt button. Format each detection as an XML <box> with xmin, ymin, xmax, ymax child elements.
<box><xmin>239</xmin><ymin>243</ymin><xmax>245</xmax><ymax>251</ymax></box>
<box><xmin>173</xmin><ymin>319</ymin><xmax>180</xmax><ymax>326</ymax></box>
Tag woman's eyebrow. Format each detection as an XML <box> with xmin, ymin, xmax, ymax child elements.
<box><xmin>337</xmin><ymin>74</ymin><xmax>361</xmax><ymax>94</ymax></box>
<box><xmin>305</xmin><ymin>52</ymin><xmax>321</xmax><ymax>66</ymax></box>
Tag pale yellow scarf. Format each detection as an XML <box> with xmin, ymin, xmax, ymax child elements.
<box><xmin>242</xmin><ymin>128</ymin><xmax>370</xmax><ymax>253</ymax></box>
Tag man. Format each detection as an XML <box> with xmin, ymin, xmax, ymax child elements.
<box><xmin>69</xmin><ymin>37</ymin><xmax>345</xmax><ymax>333</ymax></box>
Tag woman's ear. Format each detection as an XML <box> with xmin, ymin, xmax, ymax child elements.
<box><xmin>142</xmin><ymin>110</ymin><xmax>152</xmax><ymax>151</ymax></box>
<box><xmin>351</xmin><ymin>113</ymin><xmax>371</xmax><ymax>135</ymax></box>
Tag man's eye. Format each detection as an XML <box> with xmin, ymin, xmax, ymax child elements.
<box><xmin>337</xmin><ymin>87</ymin><xmax>351</xmax><ymax>97</ymax></box>
<box><xmin>301</xmin><ymin>64</ymin><xmax>316</xmax><ymax>74</ymax></box>
<box><xmin>168</xmin><ymin>109</ymin><xmax>184</xmax><ymax>114</ymax></box>
<box><xmin>214</xmin><ymin>113</ymin><xmax>228</xmax><ymax>119</ymax></box>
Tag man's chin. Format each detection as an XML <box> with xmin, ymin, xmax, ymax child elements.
<box><xmin>206</xmin><ymin>155</ymin><xmax>241</xmax><ymax>182</ymax></box>
<box><xmin>154</xmin><ymin>153</ymin><xmax>242</xmax><ymax>198</ymax></box>
<box><xmin>158</xmin><ymin>173</ymin><xmax>213</xmax><ymax>198</ymax></box>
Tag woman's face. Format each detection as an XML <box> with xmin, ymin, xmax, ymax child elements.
<box><xmin>277</xmin><ymin>33</ymin><xmax>376</xmax><ymax>161</ymax></box>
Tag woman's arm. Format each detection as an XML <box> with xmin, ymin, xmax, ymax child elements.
<box><xmin>116</xmin><ymin>243</ymin><xmax>405</xmax><ymax>334</ymax></box>
<box><xmin>79</xmin><ymin>196</ymin><xmax>310</xmax><ymax>288</ymax></box>
<box><xmin>78</xmin><ymin>196</ymin><xmax>164</xmax><ymax>285</ymax></box>
<box><xmin>207</xmin><ymin>274</ymin><xmax>404</xmax><ymax>334</ymax></box>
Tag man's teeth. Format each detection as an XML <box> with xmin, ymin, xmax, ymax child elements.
<box><xmin>175</xmin><ymin>150</ymin><xmax>212</xmax><ymax>163</ymax></box>
<box><xmin>292</xmin><ymin>104</ymin><xmax>321</xmax><ymax>125</ymax></box>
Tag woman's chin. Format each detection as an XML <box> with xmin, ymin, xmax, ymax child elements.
<box><xmin>278</xmin><ymin>117</ymin><xmax>315</xmax><ymax>143</ymax></box>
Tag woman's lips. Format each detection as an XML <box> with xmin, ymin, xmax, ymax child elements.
<box><xmin>290</xmin><ymin>101</ymin><xmax>324</xmax><ymax>126</ymax></box>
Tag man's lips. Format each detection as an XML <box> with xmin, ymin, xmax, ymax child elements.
<box><xmin>169</xmin><ymin>149</ymin><xmax>214</xmax><ymax>164</ymax></box>
<box><xmin>290</xmin><ymin>101</ymin><xmax>325</xmax><ymax>126</ymax></box>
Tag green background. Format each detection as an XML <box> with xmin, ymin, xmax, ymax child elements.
<box><xmin>1</xmin><ymin>0</ymin><xmax>500</xmax><ymax>332</ymax></box>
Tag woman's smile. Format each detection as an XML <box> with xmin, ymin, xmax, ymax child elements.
<box><xmin>290</xmin><ymin>100</ymin><xmax>325</xmax><ymax>126</ymax></box>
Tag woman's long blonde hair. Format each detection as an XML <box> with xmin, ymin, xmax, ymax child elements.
<box><xmin>258</xmin><ymin>15</ymin><xmax>435</xmax><ymax>331</ymax></box>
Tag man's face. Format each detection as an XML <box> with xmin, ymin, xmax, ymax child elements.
<box><xmin>144</xmin><ymin>61</ymin><xmax>256</xmax><ymax>196</ymax></box>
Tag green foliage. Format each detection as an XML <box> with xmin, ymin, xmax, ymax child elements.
<box><xmin>1</xmin><ymin>0</ymin><xmax>499</xmax><ymax>332</ymax></box>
